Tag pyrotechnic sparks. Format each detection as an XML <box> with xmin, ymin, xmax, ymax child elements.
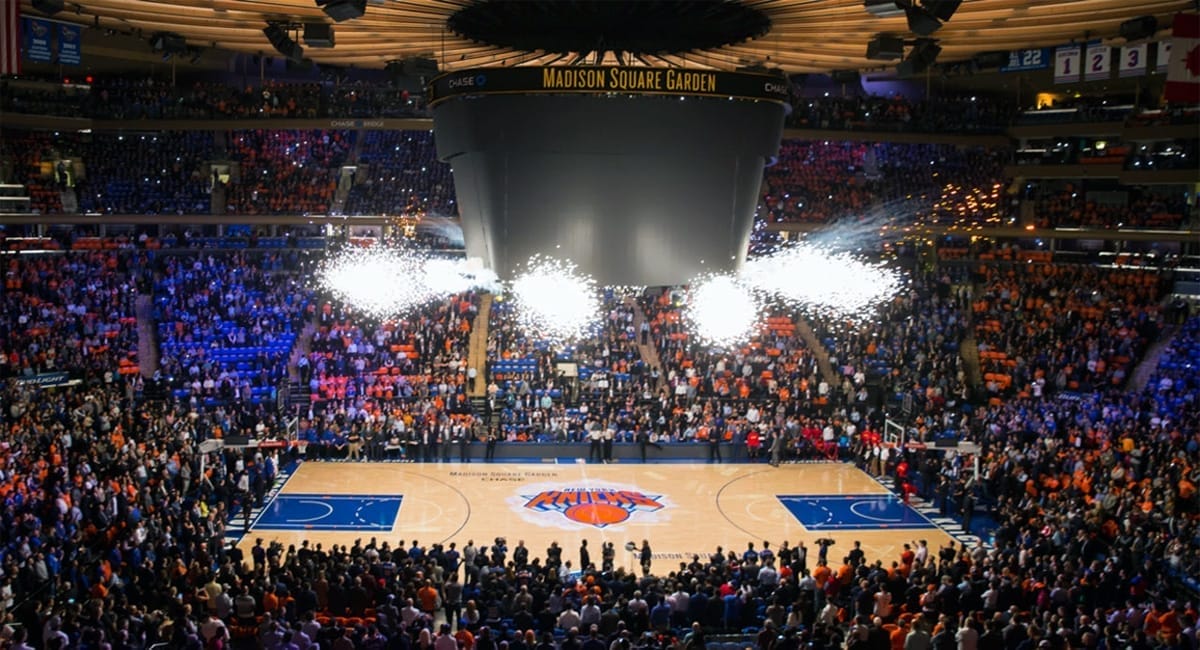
<box><xmin>509</xmin><ymin>256</ymin><xmax>600</xmax><ymax>342</ymax></box>
<box><xmin>319</xmin><ymin>245</ymin><xmax>431</xmax><ymax>319</ymax></box>
<box><xmin>684</xmin><ymin>273</ymin><xmax>763</xmax><ymax>348</ymax></box>
<box><xmin>421</xmin><ymin>257</ymin><xmax>500</xmax><ymax>295</ymax></box>
<box><xmin>318</xmin><ymin>245</ymin><xmax>495</xmax><ymax>319</ymax></box>
<box><xmin>742</xmin><ymin>242</ymin><xmax>905</xmax><ymax>319</ymax></box>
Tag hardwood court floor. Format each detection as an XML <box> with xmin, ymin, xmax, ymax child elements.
<box><xmin>242</xmin><ymin>461</ymin><xmax>954</xmax><ymax>573</ymax></box>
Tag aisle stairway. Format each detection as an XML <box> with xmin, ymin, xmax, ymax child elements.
<box><xmin>1129</xmin><ymin>324</ymin><xmax>1178</xmax><ymax>393</ymax></box>
<box><xmin>629</xmin><ymin>298</ymin><xmax>665</xmax><ymax>389</ymax></box>
<box><xmin>329</xmin><ymin>134</ymin><xmax>366</xmax><ymax>215</ymax></box>
<box><xmin>467</xmin><ymin>293</ymin><xmax>493</xmax><ymax>397</ymax></box>
<box><xmin>135</xmin><ymin>294</ymin><xmax>159</xmax><ymax>377</ymax></box>
<box><xmin>960</xmin><ymin>336</ymin><xmax>983</xmax><ymax>390</ymax></box>
<box><xmin>958</xmin><ymin>282</ymin><xmax>983</xmax><ymax>391</ymax></box>
<box><xmin>793</xmin><ymin>316</ymin><xmax>839</xmax><ymax>386</ymax></box>
<box><xmin>287</xmin><ymin>315</ymin><xmax>318</xmax><ymax>382</ymax></box>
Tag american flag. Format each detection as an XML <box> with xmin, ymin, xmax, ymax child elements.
<box><xmin>0</xmin><ymin>0</ymin><xmax>19</xmax><ymax>76</ymax></box>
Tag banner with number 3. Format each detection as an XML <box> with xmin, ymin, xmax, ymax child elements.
<box><xmin>1119</xmin><ymin>43</ymin><xmax>1148</xmax><ymax>77</ymax></box>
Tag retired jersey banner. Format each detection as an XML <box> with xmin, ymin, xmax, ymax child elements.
<box><xmin>1084</xmin><ymin>43</ymin><xmax>1112</xmax><ymax>81</ymax></box>
<box><xmin>1054</xmin><ymin>45</ymin><xmax>1082</xmax><ymax>84</ymax></box>
<box><xmin>1118</xmin><ymin>43</ymin><xmax>1148</xmax><ymax>77</ymax></box>
<box><xmin>58</xmin><ymin>22</ymin><xmax>80</xmax><ymax>65</ymax></box>
<box><xmin>1156</xmin><ymin>40</ymin><xmax>1171</xmax><ymax>72</ymax></box>
<box><xmin>1165</xmin><ymin>13</ymin><xmax>1200</xmax><ymax>103</ymax></box>
<box><xmin>1</xmin><ymin>0</ymin><xmax>19</xmax><ymax>75</ymax></box>
<box><xmin>23</xmin><ymin>16</ymin><xmax>52</xmax><ymax>63</ymax></box>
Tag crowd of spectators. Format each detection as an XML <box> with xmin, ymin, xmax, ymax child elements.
<box><xmin>1</xmin><ymin>251</ymin><xmax>142</xmax><ymax>382</ymax></box>
<box><xmin>1</xmin><ymin>77</ymin><xmax>428</xmax><ymax>120</ymax></box>
<box><xmin>760</xmin><ymin>142</ymin><xmax>1009</xmax><ymax>227</ymax></box>
<box><xmin>634</xmin><ymin>288</ymin><xmax>874</xmax><ymax>462</ymax></box>
<box><xmin>0</xmin><ymin>234</ymin><xmax>1197</xmax><ymax>649</ymax></box>
<box><xmin>343</xmin><ymin>131</ymin><xmax>457</xmax><ymax>218</ymax></box>
<box><xmin>786</xmin><ymin>94</ymin><xmax>1015</xmax><ymax>133</ymax></box>
<box><xmin>1126</xmin><ymin>140</ymin><xmax>1200</xmax><ymax>173</ymax></box>
<box><xmin>0</xmin><ymin>130</ymin><xmax>67</xmax><ymax>214</ymax></box>
<box><xmin>0</xmin><ymin>373</ymin><xmax>294</xmax><ymax>649</ymax></box>
<box><xmin>483</xmin><ymin>292</ymin><xmax>652</xmax><ymax>444</ymax></box>
<box><xmin>153</xmin><ymin>251</ymin><xmax>315</xmax><ymax>411</ymax></box>
<box><xmin>297</xmin><ymin>289</ymin><xmax>479</xmax><ymax>460</ymax></box>
<box><xmin>971</xmin><ymin>264</ymin><xmax>1166</xmax><ymax>399</ymax></box>
<box><xmin>75</xmin><ymin>132</ymin><xmax>216</xmax><ymax>215</ymax></box>
<box><xmin>808</xmin><ymin>272</ymin><xmax>972</xmax><ymax>439</ymax></box>
<box><xmin>225</xmin><ymin>130</ymin><xmax>353</xmax><ymax>215</ymax></box>
<box><xmin>1025</xmin><ymin>185</ymin><xmax>1189</xmax><ymax>230</ymax></box>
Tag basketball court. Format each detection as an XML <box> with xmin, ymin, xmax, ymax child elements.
<box><xmin>236</xmin><ymin>461</ymin><xmax>957</xmax><ymax>571</ymax></box>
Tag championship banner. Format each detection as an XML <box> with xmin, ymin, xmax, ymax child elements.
<box><xmin>23</xmin><ymin>16</ymin><xmax>52</xmax><ymax>63</ymax></box>
<box><xmin>999</xmin><ymin>48</ymin><xmax>1050</xmax><ymax>73</ymax></box>
<box><xmin>1118</xmin><ymin>43</ymin><xmax>1148</xmax><ymax>77</ymax></box>
<box><xmin>1</xmin><ymin>0</ymin><xmax>19</xmax><ymax>75</ymax></box>
<box><xmin>1054</xmin><ymin>45</ymin><xmax>1082</xmax><ymax>84</ymax></box>
<box><xmin>428</xmin><ymin>66</ymin><xmax>791</xmax><ymax>106</ymax></box>
<box><xmin>58</xmin><ymin>21</ymin><xmax>80</xmax><ymax>65</ymax></box>
<box><xmin>1084</xmin><ymin>43</ymin><xmax>1111</xmax><ymax>81</ymax></box>
<box><xmin>1165</xmin><ymin>13</ymin><xmax>1200</xmax><ymax>103</ymax></box>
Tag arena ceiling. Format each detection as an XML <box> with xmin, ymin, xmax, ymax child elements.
<box><xmin>29</xmin><ymin>0</ymin><xmax>1195</xmax><ymax>74</ymax></box>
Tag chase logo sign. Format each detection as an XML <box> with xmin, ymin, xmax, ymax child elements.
<box><xmin>447</xmin><ymin>74</ymin><xmax>487</xmax><ymax>89</ymax></box>
<box><xmin>509</xmin><ymin>481</ymin><xmax>671</xmax><ymax>530</ymax></box>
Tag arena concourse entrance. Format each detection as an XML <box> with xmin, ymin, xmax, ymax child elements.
<box><xmin>236</xmin><ymin>461</ymin><xmax>957</xmax><ymax>573</ymax></box>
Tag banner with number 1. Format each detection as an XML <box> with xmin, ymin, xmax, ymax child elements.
<box><xmin>1054</xmin><ymin>45</ymin><xmax>1082</xmax><ymax>83</ymax></box>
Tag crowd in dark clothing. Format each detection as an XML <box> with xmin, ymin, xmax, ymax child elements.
<box><xmin>75</xmin><ymin>132</ymin><xmax>216</xmax><ymax>216</ymax></box>
<box><xmin>153</xmin><ymin>251</ymin><xmax>314</xmax><ymax>409</ymax></box>
<box><xmin>1026</xmin><ymin>186</ymin><xmax>1189</xmax><ymax>230</ymax></box>
<box><xmin>786</xmin><ymin>94</ymin><xmax>1015</xmax><ymax>133</ymax></box>
<box><xmin>225</xmin><ymin>130</ymin><xmax>353</xmax><ymax>216</ymax></box>
<box><xmin>1</xmin><ymin>78</ymin><xmax>427</xmax><ymax>120</ymax></box>
<box><xmin>342</xmin><ymin>132</ymin><xmax>456</xmax><ymax>218</ymax></box>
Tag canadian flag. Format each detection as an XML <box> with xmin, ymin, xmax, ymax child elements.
<box><xmin>1165</xmin><ymin>12</ymin><xmax>1200</xmax><ymax>103</ymax></box>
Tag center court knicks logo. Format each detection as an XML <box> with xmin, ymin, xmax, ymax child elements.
<box><xmin>510</xmin><ymin>481</ymin><xmax>670</xmax><ymax>529</ymax></box>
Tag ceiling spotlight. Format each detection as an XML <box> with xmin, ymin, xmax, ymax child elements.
<box><xmin>863</xmin><ymin>0</ymin><xmax>905</xmax><ymax>18</ymax></box>
<box><xmin>923</xmin><ymin>0</ymin><xmax>961</xmax><ymax>22</ymax></box>
<box><xmin>263</xmin><ymin>23</ymin><xmax>304</xmax><ymax>62</ymax></box>
<box><xmin>904</xmin><ymin>5</ymin><xmax>942</xmax><ymax>36</ymax></box>
<box><xmin>897</xmin><ymin>38</ymin><xmax>941</xmax><ymax>76</ymax></box>
<box><xmin>303</xmin><ymin>23</ymin><xmax>335</xmax><ymax>48</ymax></box>
<box><xmin>150</xmin><ymin>31</ymin><xmax>188</xmax><ymax>54</ymax></box>
<box><xmin>866</xmin><ymin>34</ymin><xmax>904</xmax><ymax>60</ymax></box>
<box><xmin>316</xmin><ymin>0</ymin><xmax>366</xmax><ymax>22</ymax></box>
<box><xmin>31</xmin><ymin>0</ymin><xmax>64</xmax><ymax>15</ymax></box>
<box><xmin>1119</xmin><ymin>15</ymin><xmax>1158</xmax><ymax>42</ymax></box>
